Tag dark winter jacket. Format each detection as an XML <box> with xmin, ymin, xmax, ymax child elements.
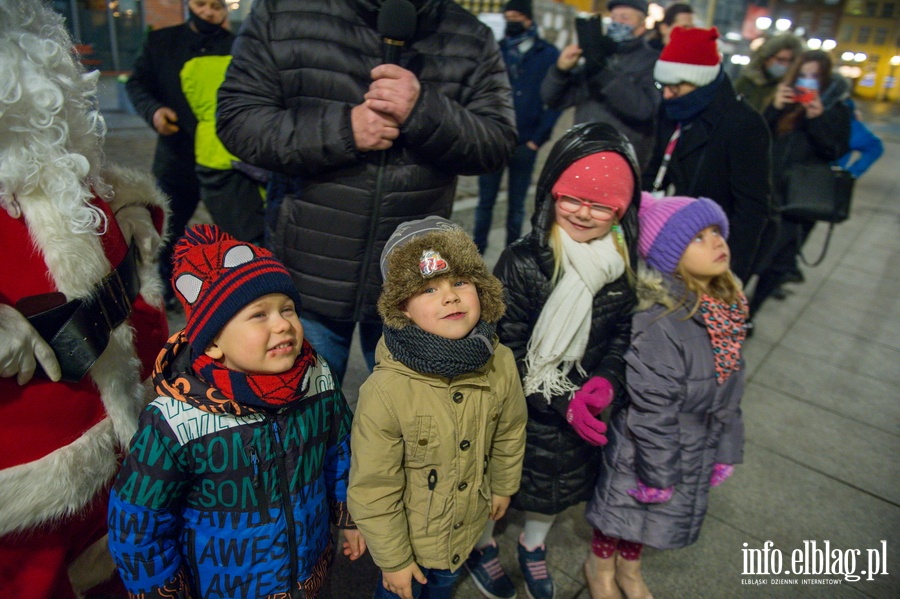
<box><xmin>585</xmin><ymin>281</ymin><xmax>745</xmax><ymax>550</ymax></box>
<box><xmin>540</xmin><ymin>38</ymin><xmax>660</xmax><ymax>169</ymax></box>
<box><xmin>493</xmin><ymin>122</ymin><xmax>640</xmax><ymax>514</ymax></box>
<box><xmin>108</xmin><ymin>335</ymin><xmax>354</xmax><ymax>599</ymax></box>
<box><xmin>643</xmin><ymin>74</ymin><xmax>774</xmax><ymax>281</ymax></box>
<box><xmin>126</xmin><ymin>23</ymin><xmax>233</xmax><ymax>182</ymax></box>
<box><xmin>501</xmin><ymin>34</ymin><xmax>561</xmax><ymax>147</ymax></box>
<box><xmin>764</xmin><ymin>77</ymin><xmax>852</xmax><ymax>206</ymax></box>
<box><xmin>216</xmin><ymin>0</ymin><xmax>517</xmax><ymax>322</ymax></box>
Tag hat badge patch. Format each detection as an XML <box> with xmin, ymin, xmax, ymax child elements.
<box><xmin>174</xmin><ymin>244</ymin><xmax>255</xmax><ymax>304</ymax></box>
<box><xmin>419</xmin><ymin>249</ymin><xmax>449</xmax><ymax>278</ymax></box>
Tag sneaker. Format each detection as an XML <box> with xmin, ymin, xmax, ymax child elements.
<box><xmin>465</xmin><ymin>541</ymin><xmax>517</xmax><ymax>599</ymax></box>
<box><xmin>517</xmin><ymin>540</ymin><xmax>554</xmax><ymax>599</ymax></box>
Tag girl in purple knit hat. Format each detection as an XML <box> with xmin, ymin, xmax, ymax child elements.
<box><xmin>583</xmin><ymin>192</ymin><xmax>749</xmax><ymax>599</ymax></box>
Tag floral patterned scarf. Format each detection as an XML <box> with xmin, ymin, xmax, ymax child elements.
<box><xmin>697</xmin><ymin>293</ymin><xmax>749</xmax><ymax>384</ymax></box>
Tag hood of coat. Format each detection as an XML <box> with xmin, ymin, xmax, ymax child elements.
<box><xmin>529</xmin><ymin>121</ymin><xmax>642</xmax><ymax>269</ymax></box>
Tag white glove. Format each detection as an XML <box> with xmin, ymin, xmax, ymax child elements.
<box><xmin>115</xmin><ymin>204</ymin><xmax>160</xmax><ymax>262</ymax></box>
<box><xmin>0</xmin><ymin>304</ymin><xmax>61</xmax><ymax>384</ymax></box>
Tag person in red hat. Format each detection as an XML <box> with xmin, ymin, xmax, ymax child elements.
<box><xmin>643</xmin><ymin>26</ymin><xmax>774</xmax><ymax>284</ymax></box>
<box><xmin>107</xmin><ymin>225</ymin><xmax>365</xmax><ymax>599</ymax></box>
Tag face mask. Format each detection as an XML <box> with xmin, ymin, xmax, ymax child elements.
<box><xmin>766</xmin><ymin>63</ymin><xmax>788</xmax><ymax>80</ymax></box>
<box><xmin>795</xmin><ymin>77</ymin><xmax>819</xmax><ymax>90</ymax></box>
<box><xmin>505</xmin><ymin>21</ymin><xmax>527</xmax><ymax>38</ymax></box>
<box><xmin>607</xmin><ymin>21</ymin><xmax>635</xmax><ymax>43</ymax></box>
<box><xmin>189</xmin><ymin>9</ymin><xmax>223</xmax><ymax>35</ymax></box>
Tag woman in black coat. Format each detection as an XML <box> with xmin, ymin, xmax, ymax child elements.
<box><xmin>464</xmin><ymin>122</ymin><xmax>639</xmax><ymax>599</ymax></box>
<box><xmin>750</xmin><ymin>50</ymin><xmax>851</xmax><ymax>317</ymax></box>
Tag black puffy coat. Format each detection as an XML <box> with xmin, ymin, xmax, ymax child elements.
<box><xmin>217</xmin><ymin>0</ymin><xmax>517</xmax><ymax>322</ymax></box>
<box><xmin>643</xmin><ymin>74</ymin><xmax>774</xmax><ymax>282</ymax></box>
<box><xmin>126</xmin><ymin>23</ymin><xmax>233</xmax><ymax>183</ymax></box>
<box><xmin>493</xmin><ymin>123</ymin><xmax>640</xmax><ymax>514</ymax></box>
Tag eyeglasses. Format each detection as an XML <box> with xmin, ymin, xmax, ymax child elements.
<box><xmin>655</xmin><ymin>81</ymin><xmax>687</xmax><ymax>95</ymax></box>
<box><xmin>554</xmin><ymin>194</ymin><xmax>616</xmax><ymax>221</ymax></box>
<box><xmin>770</xmin><ymin>53</ymin><xmax>794</xmax><ymax>65</ymax></box>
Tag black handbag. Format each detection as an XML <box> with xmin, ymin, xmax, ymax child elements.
<box><xmin>780</xmin><ymin>163</ymin><xmax>856</xmax><ymax>266</ymax></box>
<box><xmin>782</xmin><ymin>163</ymin><xmax>855</xmax><ymax>223</ymax></box>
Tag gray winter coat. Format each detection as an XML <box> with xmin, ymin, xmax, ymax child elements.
<box><xmin>540</xmin><ymin>38</ymin><xmax>659</xmax><ymax>170</ymax></box>
<box><xmin>585</xmin><ymin>288</ymin><xmax>745</xmax><ymax>550</ymax></box>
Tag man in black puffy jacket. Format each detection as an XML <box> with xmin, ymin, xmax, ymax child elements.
<box><xmin>217</xmin><ymin>0</ymin><xmax>517</xmax><ymax>383</ymax></box>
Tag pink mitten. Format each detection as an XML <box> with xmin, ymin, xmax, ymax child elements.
<box><xmin>565</xmin><ymin>377</ymin><xmax>614</xmax><ymax>446</ymax></box>
<box><xmin>627</xmin><ymin>481</ymin><xmax>674</xmax><ymax>504</ymax></box>
<box><xmin>709</xmin><ymin>463</ymin><xmax>734</xmax><ymax>487</ymax></box>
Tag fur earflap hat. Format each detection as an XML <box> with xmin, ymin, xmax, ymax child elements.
<box><xmin>654</xmin><ymin>26</ymin><xmax>722</xmax><ymax>87</ymax></box>
<box><xmin>638</xmin><ymin>192</ymin><xmax>729</xmax><ymax>274</ymax></box>
<box><xmin>378</xmin><ymin>216</ymin><xmax>505</xmax><ymax>329</ymax></box>
<box><xmin>171</xmin><ymin>225</ymin><xmax>302</xmax><ymax>354</ymax></box>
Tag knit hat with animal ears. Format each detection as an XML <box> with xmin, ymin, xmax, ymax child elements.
<box><xmin>171</xmin><ymin>225</ymin><xmax>302</xmax><ymax>354</ymax></box>
<box><xmin>378</xmin><ymin>216</ymin><xmax>505</xmax><ymax>329</ymax></box>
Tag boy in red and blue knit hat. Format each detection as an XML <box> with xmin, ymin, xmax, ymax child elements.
<box><xmin>107</xmin><ymin>224</ymin><xmax>365</xmax><ymax>599</ymax></box>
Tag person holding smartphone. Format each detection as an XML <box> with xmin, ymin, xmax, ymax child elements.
<box><xmin>750</xmin><ymin>50</ymin><xmax>851</xmax><ymax>319</ymax></box>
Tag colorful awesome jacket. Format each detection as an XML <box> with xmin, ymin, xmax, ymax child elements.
<box><xmin>108</xmin><ymin>333</ymin><xmax>353</xmax><ymax>599</ymax></box>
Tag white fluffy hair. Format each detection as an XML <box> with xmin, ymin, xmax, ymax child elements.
<box><xmin>0</xmin><ymin>0</ymin><xmax>111</xmax><ymax>234</ymax></box>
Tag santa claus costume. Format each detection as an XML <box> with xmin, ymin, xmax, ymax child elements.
<box><xmin>0</xmin><ymin>2</ymin><xmax>169</xmax><ymax>597</ymax></box>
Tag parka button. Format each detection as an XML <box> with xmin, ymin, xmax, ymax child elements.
<box><xmin>452</xmin><ymin>554</ymin><xmax>460</xmax><ymax>564</ymax></box>
<box><xmin>457</xmin><ymin>482</ymin><xmax>468</xmax><ymax>491</ymax></box>
<box><xmin>454</xmin><ymin>522</ymin><xmax>463</xmax><ymax>529</ymax></box>
<box><xmin>459</xmin><ymin>440</ymin><xmax>471</xmax><ymax>451</ymax></box>
<box><xmin>418</xmin><ymin>439</ymin><xmax>428</xmax><ymax>446</ymax></box>
<box><xmin>452</xmin><ymin>391</ymin><xmax>464</xmax><ymax>404</ymax></box>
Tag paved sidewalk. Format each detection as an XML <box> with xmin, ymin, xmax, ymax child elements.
<box><xmin>103</xmin><ymin>85</ymin><xmax>899</xmax><ymax>598</ymax></box>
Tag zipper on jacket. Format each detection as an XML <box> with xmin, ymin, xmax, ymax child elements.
<box><xmin>247</xmin><ymin>445</ymin><xmax>271</xmax><ymax>525</ymax></box>
<box><xmin>354</xmin><ymin>151</ymin><xmax>389</xmax><ymax>320</ymax></box>
<box><xmin>270</xmin><ymin>418</ymin><xmax>301</xmax><ymax>598</ymax></box>
<box><xmin>187</xmin><ymin>528</ymin><xmax>201</xmax><ymax>596</ymax></box>
<box><xmin>425</xmin><ymin>468</ymin><xmax>438</xmax><ymax>534</ymax></box>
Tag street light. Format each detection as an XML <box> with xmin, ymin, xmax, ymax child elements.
<box><xmin>841</xmin><ymin>51</ymin><xmax>855</xmax><ymax>61</ymax></box>
<box><xmin>854</xmin><ymin>52</ymin><xmax>867</xmax><ymax>62</ymax></box>
<box><xmin>808</xmin><ymin>38</ymin><xmax>822</xmax><ymax>49</ymax></box>
<box><xmin>822</xmin><ymin>39</ymin><xmax>837</xmax><ymax>51</ymax></box>
<box><xmin>756</xmin><ymin>16</ymin><xmax>772</xmax><ymax>31</ymax></box>
<box><xmin>891</xmin><ymin>55</ymin><xmax>900</xmax><ymax>66</ymax></box>
<box><xmin>775</xmin><ymin>18</ymin><xmax>792</xmax><ymax>31</ymax></box>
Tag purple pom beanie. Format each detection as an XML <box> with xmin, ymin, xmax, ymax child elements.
<box><xmin>638</xmin><ymin>192</ymin><xmax>730</xmax><ymax>274</ymax></box>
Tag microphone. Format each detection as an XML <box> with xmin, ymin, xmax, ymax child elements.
<box><xmin>377</xmin><ymin>0</ymin><xmax>417</xmax><ymax>65</ymax></box>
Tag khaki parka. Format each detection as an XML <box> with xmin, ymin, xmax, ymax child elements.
<box><xmin>348</xmin><ymin>337</ymin><xmax>527</xmax><ymax>572</ymax></box>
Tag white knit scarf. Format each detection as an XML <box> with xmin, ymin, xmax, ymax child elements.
<box><xmin>523</xmin><ymin>230</ymin><xmax>625</xmax><ymax>403</ymax></box>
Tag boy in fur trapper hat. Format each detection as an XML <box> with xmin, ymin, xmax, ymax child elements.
<box><xmin>107</xmin><ymin>224</ymin><xmax>365</xmax><ymax>599</ymax></box>
<box><xmin>349</xmin><ymin>216</ymin><xmax>527</xmax><ymax>599</ymax></box>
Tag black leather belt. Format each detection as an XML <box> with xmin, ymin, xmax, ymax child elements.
<box><xmin>24</xmin><ymin>244</ymin><xmax>140</xmax><ymax>382</ymax></box>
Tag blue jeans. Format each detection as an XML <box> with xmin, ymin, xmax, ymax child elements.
<box><xmin>373</xmin><ymin>567</ymin><xmax>462</xmax><ymax>599</ymax></box>
<box><xmin>300</xmin><ymin>311</ymin><xmax>382</xmax><ymax>383</ymax></box>
<box><xmin>474</xmin><ymin>143</ymin><xmax>539</xmax><ymax>253</ymax></box>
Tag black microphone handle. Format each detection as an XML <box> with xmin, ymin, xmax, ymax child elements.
<box><xmin>383</xmin><ymin>38</ymin><xmax>404</xmax><ymax>65</ymax></box>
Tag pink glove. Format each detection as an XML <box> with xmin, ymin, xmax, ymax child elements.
<box><xmin>627</xmin><ymin>481</ymin><xmax>674</xmax><ymax>504</ymax></box>
<box><xmin>710</xmin><ymin>463</ymin><xmax>734</xmax><ymax>487</ymax></box>
<box><xmin>565</xmin><ymin>377</ymin><xmax>614</xmax><ymax>446</ymax></box>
